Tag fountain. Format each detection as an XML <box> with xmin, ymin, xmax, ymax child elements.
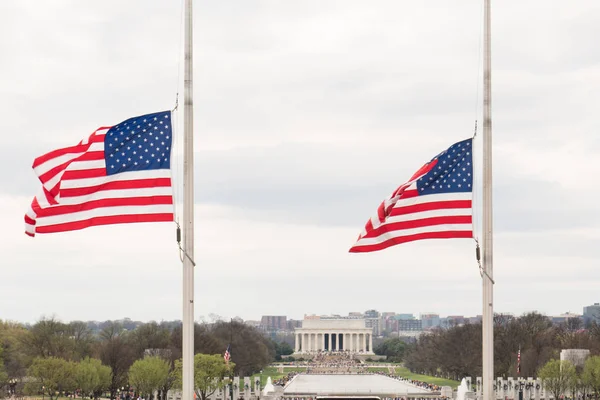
<box><xmin>262</xmin><ymin>376</ymin><xmax>275</xmax><ymax>395</ymax></box>
<box><xmin>456</xmin><ymin>378</ymin><xmax>469</xmax><ymax>400</ymax></box>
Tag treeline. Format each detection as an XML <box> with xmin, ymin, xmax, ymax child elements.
<box><xmin>0</xmin><ymin>317</ymin><xmax>287</xmax><ymax>398</ymax></box>
<box><xmin>404</xmin><ymin>312</ymin><xmax>600</xmax><ymax>380</ymax></box>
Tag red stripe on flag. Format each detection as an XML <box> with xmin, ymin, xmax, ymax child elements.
<box><xmin>390</xmin><ymin>200</ymin><xmax>472</xmax><ymax>216</ymax></box>
<box><xmin>35</xmin><ymin>213</ymin><xmax>174</xmax><ymax>234</ymax></box>
<box><xmin>399</xmin><ymin>189</ymin><xmax>418</xmax><ymax>199</ymax></box>
<box><xmin>38</xmin><ymin>160</ymin><xmax>73</xmax><ymax>185</ymax></box>
<box><xmin>33</xmin><ymin>145</ymin><xmax>84</xmax><ymax>169</ymax></box>
<box><xmin>35</xmin><ymin>196</ymin><xmax>173</xmax><ymax>218</ymax></box>
<box><xmin>24</xmin><ymin>215</ymin><xmax>36</xmax><ymax>225</ymax></box>
<box><xmin>61</xmin><ymin>168</ymin><xmax>107</xmax><ymax>181</ymax></box>
<box><xmin>363</xmin><ymin>215</ymin><xmax>472</xmax><ymax>238</ymax></box>
<box><xmin>60</xmin><ymin>178</ymin><xmax>172</xmax><ymax>198</ymax></box>
<box><xmin>75</xmin><ymin>151</ymin><xmax>105</xmax><ymax>161</ymax></box>
<box><xmin>350</xmin><ymin>230</ymin><xmax>473</xmax><ymax>252</ymax></box>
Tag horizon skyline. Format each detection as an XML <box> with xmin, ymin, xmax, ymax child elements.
<box><xmin>6</xmin><ymin>303</ymin><xmax>594</xmax><ymax>325</ymax></box>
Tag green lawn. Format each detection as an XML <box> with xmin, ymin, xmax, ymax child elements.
<box><xmin>282</xmin><ymin>367</ymin><xmax>308</xmax><ymax>372</ymax></box>
<box><xmin>250</xmin><ymin>366</ymin><xmax>306</xmax><ymax>387</ymax></box>
<box><xmin>394</xmin><ymin>367</ymin><xmax>459</xmax><ymax>389</ymax></box>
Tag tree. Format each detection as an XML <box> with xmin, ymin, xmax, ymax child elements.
<box><xmin>98</xmin><ymin>322</ymin><xmax>134</xmax><ymax>399</ymax></box>
<box><xmin>22</xmin><ymin>317</ymin><xmax>74</xmax><ymax>360</ymax></box>
<box><xmin>69</xmin><ymin>322</ymin><xmax>94</xmax><ymax>361</ymax></box>
<box><xmin>128</xmin><ymin>356</ymin><xmax>170</xmax><ymax>400</ymax></box>
<box><xmin>210</xmin><ymin>321</ymin><xmax>273</xmax><ymax>376</ymax></box>
<box><xmin>130</xmin><ymin>322</ymin><xmax>171</xmax><ymax>360</ymax></box>
<box><xmin>173</xmin><ymin>354</ymin><xmax>234</xmax><ymax>400</ymax></box>
<box><xmin>272</xmin><ymin>341</ymin><xmax>293</xmax><ymax>361</ymax></box>
<box><xmin>0</xmin><ymin>320</ymin><xmax>29</xmax><ymax>379</ymax></box>
<box><xmin>374</xmin><ymin>337</ymin><xmax>407</xmax><ymax>363</ymax></box>
<box><xmin>538</xmin><ymin>359</ymin><xmax>577</xmax><ymax>400</ymax></box>
<box><xmin>0</xmin><ymin>345</ymin><xmax>8</xmax><ymax>388</ymax></box>
<box><xmin>583</xmin><ymin>356</ymin><xmax>600</xmax><ymax>399</ymax></box>
<box><xmin>27</xmin><ymin>357</ymin><xmax>76</xmax><ymax>400</ymax></box>
<box><xmin>75</xmin><ymin>357</ymin><xmax>111</xmax><ymax>399</ymax></box>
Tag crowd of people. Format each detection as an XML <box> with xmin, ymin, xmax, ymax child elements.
<box><xmin>373</xmin><ymin>371</ymin><xmax>441</xmax><ymax>391</ymax></box>
<box><xmin>273</xmin><ymin>372</ymin><xmax>299</xmax><ymax>386</ymax></box>
<box><xmin>305</xmin><ymin>351</ymin><xmax>367</xmax><ymax>374</ymax></box>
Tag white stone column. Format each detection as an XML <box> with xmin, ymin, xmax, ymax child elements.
<box><xmin>295</xmin><ymin>333</ymin><xmax>299</xmax><ymax>352</ymax></box>
<box><xmin>362</xmin><ymin>333</ymin><xmax>366</xmax><ymax>352</ymax></box>
<box><xmin>302</xmin><ymin>333</ymin><xmax>305</xmax><ymax>352</ymax></box>
<box><xmin>305</xmin><ymin>333</ymin><xmax>309</xmax><ymax>352</ymax></box>
<box><xmin>333</xmin><ymin>332</ymin><xmax>337</xmax><ymax>350</ymax></box>
<box><xmin>369</xmin><ymin>333</ymin><xmax>373</xmax><ymax>353</ymax></box>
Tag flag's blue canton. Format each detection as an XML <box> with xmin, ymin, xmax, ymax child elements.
<box><xmin>417</xmin><ymin>138</ymin><xmax>473</xmax><ymax>195</ymax></box>
<box><xmin>104</xmin><ymin>111</ymin><xmax>172</xmax><ymax>176</ymax></box>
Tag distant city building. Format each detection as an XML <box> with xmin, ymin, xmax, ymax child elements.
<box><xmin>364</xmin><ymin>310</ymin><xmax>381</xmax><ymax>336</ymax></box>
<box><xmin>420</xmin><ymin>313</ymin><xmax>440</xmax><ymax>329</ymax></box>
<box><xmin>349</xmin><ymin>312</ymin><xmax>363</xmax><ymax>317</ymax></box>
<box><xmin>394</xmin><ymin>314</ymin><xmax>415</xmax><ymax>320</ymax></box>
<box><xmin>560</xmin><ymin>349</ymin><xmax>590</xmax><ymax>369</ymax></box>
<box><xmin>469</xmin><ymin>315</ymin><xmax>482</xmax><ymax>324</ymax></box>
<box><xmin>444</xmin><ymin>315</ymin><xmax>466</xmax><ymax>327</ymax></box>
<box><xmin>304</xmin><ymin>314</ymin><xmax>321</xmax><ymax>320</ymax></box>
<box><xmin>381</xmin><ymin>312</ymin><xmax>396</xmax><ymax>319</ymax></box>
<box><xmin>287</xmin><ymin>319</ymin><xmax>302</xmax><ymax>330</ymax></box>
<box><xmin>583</xmin><ymin>303</ymin><xmax>600</xmax><ymax>324</ymax></box>
<box><xmin>260</xmin><ymin>315</ymin><xmax>287</xmax><ymax>331</ymax></box>
<box><xmin>294</xmin><ymin>318</ymin><xmax>374</xmax><ymax>353</ymax></box>
<box><xmin>551</xmin><ymin>312</ymin><xmax>582</xmax><ymax>325</ymax></box>
<box><xmin>398</xmin><ymin>319</ymin><xmax>422</xmax><ymax>331</ymax></box>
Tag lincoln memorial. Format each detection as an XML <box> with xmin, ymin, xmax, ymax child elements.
<box><xmin>294</xmin><ymin>319</ymin><xmax>374</xmax><ymax>354</ymax></box>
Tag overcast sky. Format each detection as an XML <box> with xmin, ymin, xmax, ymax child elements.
<box><xmin>1</xmin><ymin>1</ymin><xmax>599</xmax><ymax>324</ymax></box>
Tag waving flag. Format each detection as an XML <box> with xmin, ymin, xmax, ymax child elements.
<box><xmin>25</xmin><ymin>111</ymin><xmax>174</xmax><ymax>237</ymax></box>
<box><xmin>350</xmin><ymin>138</ymin><xmax>474</xmax><ymax>252</ymax></box>
<box><xmin>224</xmin><ymin>344</ymin><xmax>231</xmax><ymax>363</ymax></box>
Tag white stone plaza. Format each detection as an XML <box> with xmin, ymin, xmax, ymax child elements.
<box><xmin>283</xmin><ymin>374</ymin><xmax>431</xmax><ymax>396</ymax></box>
<box><xmin>294</xmin><ymin>319</ymin><xmax>374</xmax><ymax>353</ymax></box>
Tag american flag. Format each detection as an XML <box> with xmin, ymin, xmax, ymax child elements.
<box><xmin>350</xmin><ymin>138</ymin><xmax>473</xmax><ymax>252</ymax></box>
<box><xmin>517</xmin><ymin>347</ymin><xmax>521</xmax><ymax>375</ymax></box>
<box><xmin>224</xmin><ymin>344</ymin><xmax>231</xmax><ymax>363</ymax></box>
<box><xmin>25</xmin><ymin>111</ymin><xmax>174</xmax><ymax>237</ymax></box>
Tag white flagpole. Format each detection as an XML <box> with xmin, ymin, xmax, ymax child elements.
<box><xmin>182</xmin><ymin>0</ymin><xmax>195</xmax><ymax>399</ymax></box>
<box><xmin>482</xmin><ymin>1</ymin><xmax>494</xmax><ymax>400</ymax></box>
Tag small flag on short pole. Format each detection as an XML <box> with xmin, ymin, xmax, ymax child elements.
<box><xmin>517</xmin><ymin>346</ymin><xmax>521</xmax><ymax>375</ymax></box>
<box><xmin>24</xmin><ymin>111</ymin><xmax>174</xmax><ymax>237</ymax></box>
<box><xmin>349</xmin><ymin>138</ymin><xmax>474</xmax><ymax>252</ymax></box>
<box><xmin>224</xmin><ymin>344</ymin><xmax>231</xmax><ymax>363</ymax></box>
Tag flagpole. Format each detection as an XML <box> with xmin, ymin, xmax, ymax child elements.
<box><xmin>482</xmin><ymin>1</ymin><xmax>494</xmax><ymax>400</ymax></box>
<box><xmin>182</xmin><ymin>0</ymin><xmax>195</xmax><ymax>400</ymax></box>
